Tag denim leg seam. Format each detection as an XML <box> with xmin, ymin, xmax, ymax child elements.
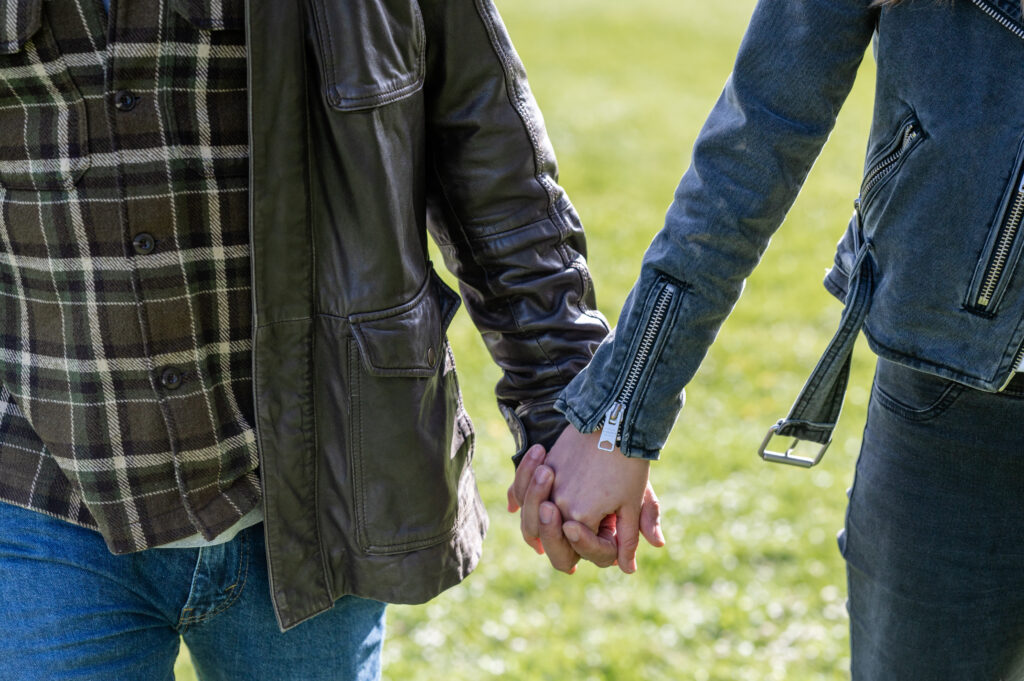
<box><xmin>177</xmin><ymin>536</ymin><xmax>251</xmax><ymax>629</ymax></box>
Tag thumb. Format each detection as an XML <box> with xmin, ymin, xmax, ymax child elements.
<box><xmin>639</xmin><ymin>484</ymin><xmax>665</xmax><ymax>548</ymax></box>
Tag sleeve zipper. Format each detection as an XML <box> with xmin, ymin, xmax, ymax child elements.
<box><xmin>597</xmin><ymin>285</ymin><xmax>675</xmax><ymax>451</ymax></box>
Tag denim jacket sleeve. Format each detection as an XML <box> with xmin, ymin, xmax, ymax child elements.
<box><xmin>554</xmin><ymin>0</ymin><xmax>878</xmax><ymax>459</ymax></box>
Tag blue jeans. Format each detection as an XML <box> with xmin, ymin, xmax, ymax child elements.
<box><xmin>842</xmin><ymin>357</ymin><xmax>1024</xmax><ymax>680</ymax></box>
<box><xmin>0</xmin><ymin>504</ymin><xmax>386</xmax><ymax>681</ymax></box>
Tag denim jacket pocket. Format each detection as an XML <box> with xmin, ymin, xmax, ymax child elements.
<box><xmin>859</xmin><ymin>113</ymin><xmax>925</xmax><ymax>210</ymax></box>
<box><xmin>0</xmin><ymin>0</ymin><xmax>90</xmax><ymax>191</ymax></box>
<box><xmin>308</xmin><ymin>0</ymin><xmax>425</xmax><ymax>111</ymax></box>
<box><xmin>965</xmin><ymin>135</ymin><xmax>1024</xmax><ymax>316</ymax></box>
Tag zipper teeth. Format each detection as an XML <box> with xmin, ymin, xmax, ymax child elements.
<box><xmin>1013</xmin><ymin>344</ymin><xmax>1024</xmax><ymax>371</ymax></box>
<box><xmin>614</xmin><ymin>287</ymin><xmax>674</xmax><ymax>406</ymax></box>
<box><xmin>861</xmin><ymin>124</ymin><xmax>918</xmax><ymax>197</ymax></box>
<box><xmin>977</xmin><ymin>177</ymin><xmax>1024</xmax><ymax>307</ymax></box>
<box><xmin>968</xmin><ymin>0</ymin><xmax>1024</xmax><ymax>41</ymax></box>
<box><xmin>998</xmin><ymin>342</ymin><xmax>1024</xmax><ymax>391</ymax></box>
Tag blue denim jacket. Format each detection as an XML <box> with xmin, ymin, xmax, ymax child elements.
<box><xmin>556</xmin><ymin>0</ymin><xmax>1024</xmax><ymax>458</ymax></box>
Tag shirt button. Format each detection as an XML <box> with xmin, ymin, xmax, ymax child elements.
<box><xmin>132</xmin><ymin>232</ymin><xmax>155</xmax><ymax>255</ymax></box>
<box><xmin>160</xmin><ymin>367</ymin><xmax>183</xmax><ymax>390</ymax></box>
<box><xmin>114</xmin><ymin>90</ymin><xmax>139</xmax><ymax>112</ymax></box>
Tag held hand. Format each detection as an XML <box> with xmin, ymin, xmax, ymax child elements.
<box><xmin>507</xmin><ymin>428</ymin><xmax>665</xmax><ymax>574</ymax></box>
<box><xmin>544</xmin><ymin>425</ymin><xmax>665</xmax><ymax>573</ymax></box>
<box><xmin>508</xmin><ymin>445</ymin><xmax>598</xmax><ymax>572</ymax></box>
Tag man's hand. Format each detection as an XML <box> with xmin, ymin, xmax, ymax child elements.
<box><xmin>508</xmin><ymin>425</ymin><xmax>665</xmax><ymax>574</ymax></box>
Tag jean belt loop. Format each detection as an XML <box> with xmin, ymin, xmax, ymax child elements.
<box><xmin>758</xmin><ymin>217</ymin><xmax>874</xmax><ymax>468</ymax></box>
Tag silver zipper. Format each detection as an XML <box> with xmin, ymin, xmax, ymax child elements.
<box><xmin>861</xmin><ymin>122</ymin><xmax>920</xmax><ymax>198</ymax></box>
<box><xmin>597</xmin><ymin>286</ymin><xmax>674</xmax><ymax>451</ymax></box>
<box><xmin>1000</xmin><ymin>343</ymin><xmax>1024</xmax><ymax>390</ymax></box>
<box><xmin>967</xmin><ymin>0</ymin><xmax>1024</xmax><ymax>41</ymax></box>
<box><xmin>976</xmin><ymin>172</ymin><xmax>1024</xmax><ymax>308</ymax></box>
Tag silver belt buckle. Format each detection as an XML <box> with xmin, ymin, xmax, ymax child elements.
<box><xmin>757</xmin><ymin>420</ymin><xmax>830</xmax><ymax>468</ymax></box>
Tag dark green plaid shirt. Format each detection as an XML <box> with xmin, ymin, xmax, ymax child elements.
<box><xmin>0</xmin><ymin>0</ymin><xmax>260</xmax><ymax>553</ymax></box>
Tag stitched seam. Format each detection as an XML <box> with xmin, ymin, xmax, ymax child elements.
<box><xmin>316</xmin><ymin>1</ymin><xmax>425</xmax><ymax>109</ymax></box>
<box><xmin>871</xmin><ymin>381</ymin><xmax>964</xmax><ymax>422</ymax></box>
<box><xmin>428</xmin><ymin>162</ymin><xmax>515</xmax><ymax>335</ymax></box>
<box><xmin>351</xmin><ymin>340</ymin><xmax>369</xmax><ymax>550</ymax></box>
<box><xmin>177</xmin><ymin>547</ymin><xmax>207</xmax><ymax>630</ymax></box>
<box><xmin>178</xmin><ymin>534</ymin><xmax>251</xmax><ymax>626</ymax></box>
<box><xmin>331</xmin><ymin>78</ymin><xmax>422</xmax><ymax>105</ymax></box>
<box><xmin>471</xmin><ymin>0</ymin><xmax>557</xmax><ymax>212</ymax></box>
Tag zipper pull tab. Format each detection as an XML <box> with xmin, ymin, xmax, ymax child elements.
<box><xmin>598</xmin><ymin>403</ymin><xmax>625</xmax><ymax>452</ymax></box>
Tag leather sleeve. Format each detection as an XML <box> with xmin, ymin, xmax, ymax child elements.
<box><xmin>418</xmin><ymin>0</ymin><xmax>609</xmax><ymax>463</ymax></box>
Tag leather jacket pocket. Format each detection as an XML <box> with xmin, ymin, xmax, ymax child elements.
<box><xmin>0</xmin><ymin>0</ymin><xmax>90</xmax><ymax>191</ymax></box>
<box><xmin>347</xmin><ymin>271</ymin><xmax>473</xmax><ymax>554</ymax></box>
<box><xmin>308</xmin><ymin>0</ymin><xmax>426</xmax><ymax>111</ymax></box>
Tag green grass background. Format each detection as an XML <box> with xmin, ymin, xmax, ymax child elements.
<box><xmin>177</xmin><ymin>0</ymin><xmax>877</xmax><ymax>678</ymax></box>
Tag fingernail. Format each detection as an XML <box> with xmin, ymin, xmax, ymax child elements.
<box><xmin>528</xmin><ymin>446</ymin><xmax>544</xmax><ymax>462</ymax></box>
<box><xmin>539</xmin><ymin>505</ymin><xmax>553</xmax><ymax>525</ymax></box>
<box><xmin>534</xmin><ymin>467</ymin><xmax>550</xmax><ymax>484</ymax></box>
<box><xmin>625</xmin><ymin>562</ymin><xmax>636</xmax><ymax>574</ymax></box>
<box><xmin>564</xmin><ymin>525</ymin><xmax>579</xmax><ymax>543</ymax></box>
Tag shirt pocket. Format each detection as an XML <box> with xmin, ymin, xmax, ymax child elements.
<box><xmin>0</xmin><ymin>0</ymin><xmax>90</xmax><ymax>191</ymax></box>
<box><xmin>167</xmin><ymin>0</ymin><xmax>248</xmax><ymax>179</ymax></box>
<box><xmin>308</xmin><ymin>0</ymin><xmax>426</xmax><ymax>112</ymax></box>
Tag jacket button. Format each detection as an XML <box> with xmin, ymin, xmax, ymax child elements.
<box><xmin>160</xmin><ymin>367</ymin><xmax>183</xmax><ymax>390</ymax></box>
<box><xmin>427</xmin><ymin>346</ymin><xmax>437</xmax><ymax>366</ymax></box>
<box><xmin>114</xmin><ymin>90</ymin><xmax>139</xmax><ymax>111</ymax></box>
<box><xmin>132</xmin><ymin>232</ymin><xmax>155</xmax><ymax>255</ymax></box>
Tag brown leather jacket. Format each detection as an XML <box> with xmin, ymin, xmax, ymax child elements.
<box><xmin>248</xmin><ymin>0</ymin><xmax>608</xmax><ymax>629</ymax></box>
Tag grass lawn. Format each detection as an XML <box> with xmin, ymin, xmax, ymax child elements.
<box><xmin>177</xmin><ymin>1</ymin><xmax>877</xmax><ymax>678</ymax></box>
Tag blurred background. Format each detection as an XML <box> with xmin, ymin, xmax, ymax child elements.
<box><xmin>178</xmin><ymin>0</ymin><xmax>877</xmax><ymax>678</ymax></box>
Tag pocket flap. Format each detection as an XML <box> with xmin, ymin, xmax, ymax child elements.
<box><xmin>170</xmin><ymin>0</ymin><xmax>245</xmax><ymax>31</ymax></box>
<box><xmin>0</xmin><ymin>0</ymin><xmax>42</xmax><ymax>55</ymax></box>
<box><xmin>350</xmin><ymin>271</ymin><xmax>461</xmax><ymax>377</ymax></box>
<box><xmin>309</xmin><ymin>0</ymin><xmax>425</xmax><ymax>111</ymax></box>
